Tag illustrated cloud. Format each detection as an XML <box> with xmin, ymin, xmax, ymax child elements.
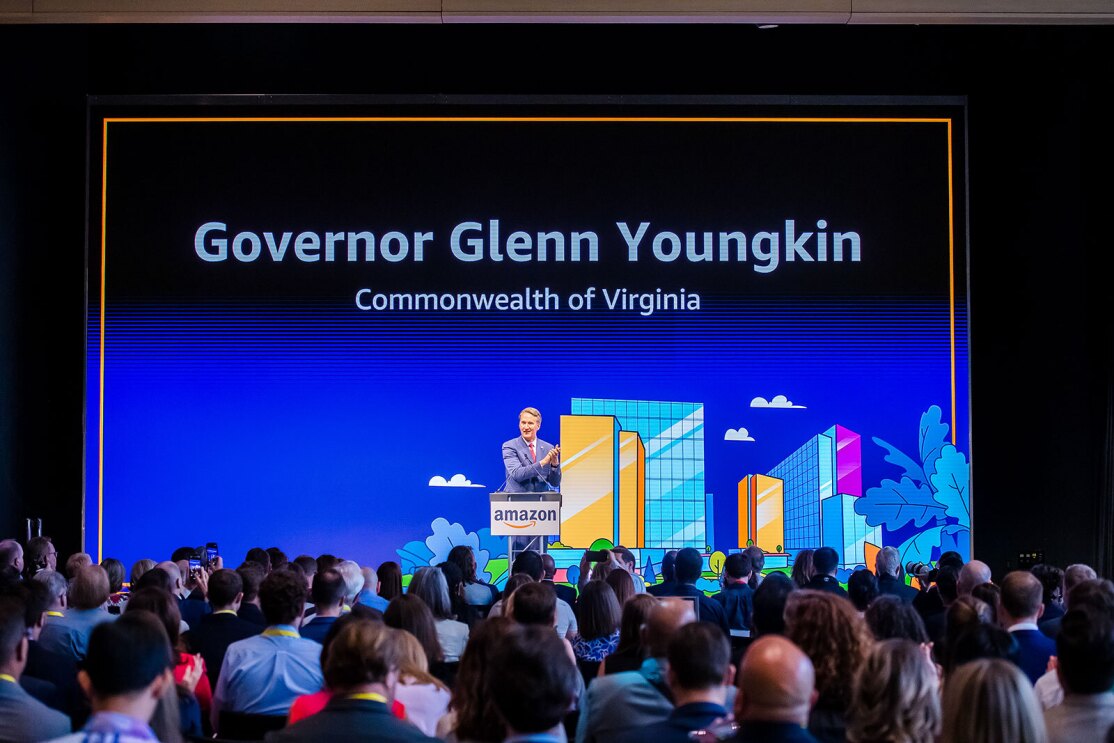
<box><xmin>428</xmin><ymin>474</ymin><xmax>485</xmax><ymax>488</ymax></box>
<box><xmin>724</xmin><ymin>427</ymin><xmax>756</xmax><ymax>442</ymax></box>
<box><xmin>750</xmin><ymin>394</ymin><xmax>806</xmax><ymax>409</ymax></box>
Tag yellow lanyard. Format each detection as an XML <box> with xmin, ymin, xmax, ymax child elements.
<box><xmin>46</xmin><ymin>611</ymin><xmax>64</xmax><ymax>618</ymax></box>
<box><xmin>347</xmin><ymin>692</ymin><xmax>388</xmax><ymax>704</ymax></box>
<box><xmin>212</xmin><ymin>610</ymin><xmax>237</xmax><ymax>616</ymax></box>
<box><xmin>0</xmin><ymin>674</ymin><xmax>15</xmax><ymax>684</ymax></box>
<box><xmin>262</xmin><ymin>628</ymin><xmax>300</xmax><ymax>638</ymax></box>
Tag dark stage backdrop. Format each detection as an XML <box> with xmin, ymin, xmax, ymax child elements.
<box><xmin>0</xmin><ymin>24</ymin><xmax>1110</xmax><ymax>578</ymax></box>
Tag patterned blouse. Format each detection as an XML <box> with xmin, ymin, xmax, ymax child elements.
<box><xmin>573</xmin><ymin>629</ymin><xmax>620</xmax><ymax>662</ymax></box>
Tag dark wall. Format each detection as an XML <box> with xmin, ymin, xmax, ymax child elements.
<box><xmin>0</xmin><ymin>24</ymin><xmax>1110</xmax><ymax>574</ymax></box>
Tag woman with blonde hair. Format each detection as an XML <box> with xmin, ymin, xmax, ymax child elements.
<box><xmin>940</xmin><ymin>658</ymin><xmax>1047</xmax><ymax>743</ymax></box>
<box><xmin>391</xmin><ymin>628</ymin><xmax>451</xmax><ymax>737</ymax></box>
<box><xmin>848</xmin><ymin>638</ymin><xmax>940</xmax><ymax>743</ymax></box>
<box><xmin>784</xmin><ymin>589</ymin><xmax>873</xmax><ymax>743</ymax></box>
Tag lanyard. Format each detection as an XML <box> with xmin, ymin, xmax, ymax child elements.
<box><xmin>347</xmin><ymin>692</ymin><xmax>388</xmax><ymax>703</ymax></box>
<box><xmin>213</xmin><ymin>610</ymin><xmax>237</xmax><ymax>616</ymax></box>
<box><xmin>0</xmin><ymin>674</ymin><xmax>15</xmax><ymax>683</ymax></box>
<box><xmin>46</xmin><ymin>611</ymin><xmax>64</xmax><ymax>618</ymax></box>
<box><xmin>262</xmin><ymin>628</ymin><xmax>300</xmax><ymax>638</ymax></box>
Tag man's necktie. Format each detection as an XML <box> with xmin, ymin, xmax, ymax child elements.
<box><xmin>529</xmin><ymin>442</ymin><xmax>536</xmax><ymax>462</ymax></box>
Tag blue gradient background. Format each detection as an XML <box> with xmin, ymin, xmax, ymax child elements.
<box><xmin>86</xmin><ymin>112</ymin><xmax>969</xmax><ymax>568</ymax></box>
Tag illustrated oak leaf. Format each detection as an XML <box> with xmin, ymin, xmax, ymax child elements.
<box><xmin>855</xmin><ymin>476</ymin><xmax>946</xmax><ymax>530</ymax></box>
<box><xmin>872</xmin><ymin>437</ymin><xmax>927</xmax><ymax>486</ymax></box>
<box><xmin>930</xmin><ymin>445</ymin><xmax>971</xmax><ymax>529</ymax></box>
<box><xmin>919</xmin><ymin>405</ymin><xmax>950</xmax><ymax>481</ymax></box>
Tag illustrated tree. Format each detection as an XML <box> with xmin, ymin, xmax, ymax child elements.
<box><xmin>854</xmin><ymin>405</ymin><xmax>970</xmax><ymax>567</ymax></box>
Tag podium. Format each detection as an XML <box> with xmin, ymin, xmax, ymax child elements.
<box><xmin>489</xmin><ymin>491</ymin><xmax>562</xmax><ymax>567</ymax></box>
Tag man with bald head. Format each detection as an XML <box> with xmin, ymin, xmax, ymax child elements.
<box><xmin>1000</xmin><ymin>570</ymin><xmax>1057</xmax><ymax>683</ymax></box>
<box><xmin>0</xmin><ymin>539</ymin><xmax>24</xmax><ymax>581</ymax></box>
<box><xmin>957</xmin><ymin>559</ymin><xmax>992</xmax><ymax>597</ymax></box>
<box><xmin>577</xmin><ymin>597</ymin><xmax>737</xmax><ymax>743</ymax></box>
<box><xmin>730</xmin><ymin>635</ymin><xmax>819</xmax><ymax>742</ymax></box>
<box><xmin>158</xmin><ymin>560</ymin><xmax>209</xmax><ymax>630</ymax></box>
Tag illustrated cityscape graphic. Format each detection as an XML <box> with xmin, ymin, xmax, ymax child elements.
<box><xmin>559</xmin><ymin>397</ymin><xmax>881</xmax><ymax>569</ymax></box>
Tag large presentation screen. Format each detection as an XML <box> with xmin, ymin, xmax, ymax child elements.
<box><xmin>87</xmin><ymin>100</ymin><xmax>970</xmax><ymax>586</ymax></box>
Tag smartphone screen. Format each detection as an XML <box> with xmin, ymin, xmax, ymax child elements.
<box><xmin>205</xmin><ymin>543</ymin><xmax>219</xmax><ymax>567</ymax></box>
<box><xmin>189</xmin><ymin>557</ymin><xmax>202</xmax><ymax>574</ymax></box>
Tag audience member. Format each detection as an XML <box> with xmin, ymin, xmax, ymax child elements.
<box><xmin>847</xmin><ymin>569</ymin><xmax>879</xmax><ymax>613</ymax></box>
<box><xmin>409</xmin><ymin>567</ymin><xmax>469</xmax><ymax>662</ymax></box>
<box><xmin>913</xmin><ymin>551</ymin><xmax>964</xmax><ymax>620</ymax></box>
<box><xmin>947</xmin><ymin>623</ymin><xmax>1018</xmax><ymax>674</ymax></box>
<box><xmin>620</xmin><ymin>622</ymin><xmax>734</xmax><ymax>743</ymax></box>
<box><xmin>606</xmin><ymin>568</ymin><xmax>636</xmax><ymax>607</ymax></box>
<box><xmin>437</xmin><ymin>561</ymin><xmax>482</xmax><ymax>630</ymax></box>
<box><xmin>64</xmin><ymin>553</ymin><xmax>93</xmax><ymax>581</ymax></box>
<box><xmin>268</xmin><ymin>619</ymin><xmax>437</xmax><ymax>742</ymax></box>
<box><xmin>377</xmin><ymin>561</ymin><xmax>404</xmax><ymax>602</ymax></box>
<box><xmin>0</xmin><ymin>595</ymin><xmax>71</xmax><ymax>741</ymax></box>
<box><xmin>1040</xmin><ymin>564</ymin><xmax>1099</xmax><ymax>638</ymax></box>
<box><xmin>540</xmin><ymin>552</ymin><xmax>578</xmax><ymax>607</ymax></box>
<box><xmin>791</xmin><ymin>549</ymin><xmax>815</xmax><ymax>589</ymax></box>
<box><xmin>864</xmin><ymin>595</ymin><xmax>930</xmax><ymax>643</ymax></box>
<box><xmin>490</xmin><ymin>574</ymin><xmax>533</xmax><ymax>617</ymax></box>
<box><xmin>1031</xmin><ymin>564</ymin><xmax>1066</xmax><ymax>623</ymax></box>
<box><xmin>728</xmin><ymin>634</ymin><xmax>819</xmax><ymax>742</ymax></box>
<box><xmin>156</xmin><ymin>560</ymin><xmax>209</xmax><ymax>631</ymax></box>
<box><xmin>648</xmin><ymin>550</ymin><xmax>680</xmax><ymax>596</ymax></box>
<box><xmin>784</xmin><ymin>589</ymin><xmax>871</xmax><ymax>743</ymax></box>
<box><xmin>392</xmin><ymin>628</ymin><xmax>451</xmax><ymax>737</ymax></box>
<box><xmin>39</xmin><ymin>564</ymin><xmax>115</xmax><ymax>662</ymax></box>
<box><xmin>487</xmin><ymin>625</ymin><xmax>579</xmax><ymax>743</ymax></box>
<box><xmin>972</xmin><ymin>581</ymin><xmax>1002</xmax><ymax>621</ymax></box>
<box><xmin>125</xmin><ymin>587</ymin><xmax>207</xmax><ymax>735</ymax></box>
<box><xmin>187</xmin><ymin>569</ymin><xmax>262</xmax><ymax>688</ymax></box>
<box><xmin>958</xmin><ymin>559</ymin><xmax>992</xmax><ymax>597</ymax></box>
<box><xmin>236</xmin><ymin>562</ymin><xmax>267</xmax><ymax>626</ymax></box>
<box><xmin>805</xmin><ymin>547</ymin><xmax>848</xmax><ymax>599</ymax></box>
<box><xmin>576</xmin><ymin>597</ymin><xmax>698</xmax><ymax>743</ymax></box>
<box><xmin>265</xmin><ymin>547</ymin><xmax>288</xmax><ymax>572</ymax></box>
<box><xmin>447</xmin><ymin>546</ymin><xmax>499</xmax><ymax>609</ymax></box>
<box><xmin>571</xmin><ymin>580</ymin><xmax>621</xmax><ymax>680</ymax></box>
<box><xmin>1042</xmin><ymin>607</ymin><xmax>1114</xmax><ymax>742</ymax></box>
<box><xmin>335</xmin><ymin>560</ymin><xmax>365</xmax><ymax>610</ymax></box>
<box><xmin>24</xmin><ymin>536</ymin><xmax>58</xmax><ymax>579</ymax></box>
<box><xmin>437</xmin><ymin>616</ymin><xmax>517</xmax><ymax>742</ymax></box>
<box><xmin>940</xmin><ymin>658</ymin><xmax>1048</xmax><ymax>743</ymax></box>
<box><xmin>922</xmin><ymin>565</ymin><xmax>960</xmax><ymax>644</ymax></box>
<box><xmin>1035</xmin><ymin>578</ymin><xmax>1114</xmax><ymax>707</ymax></box>
<box><xmin>13</xmin><ymin>578</ymin><xmax>83</xmax><ymax>720</ymax></box>
<box><xmin>713</xmin><ymin>552</ymin><xmax>755</xmax><ymax>636</ymax></box>
<box><xmin>656</xmin><ymin>547</ymin><xmax>730</xmax><ymax>634</ymax></box>
<box><xmin>292</xmin><ymin>555</ymin><xmax>317</xmax><ymax>587</ymax></box>
<box><xmin>601</xmin><ymin>593</ymin><xmax>658</xmax><ymax>675</ymax></box>
<box><xmin>301</xmin><ymin>568</ymin><xmax>347</xmax><ymax>644</ymax></box>
<box><xmin>940</xmin><ymin>595</ymin><xmax>995</xmax><ymax>671</ymax></box>
<box><xmin>743</xmin><ymin>546</ymin><xmax>765</xmax><ymax>591</ymax></box>
<box><xmin>999</xmin><ymin>570</ymin><xmax>1057</xmax><ymax>684</ymax></box>
<box><xmin>751</xmin><ymin>572</ymin><xmax>796</xmax><ymax>637</ymax></box>
<box><xmin>875</xmin><ymin>546</ymin><xmax>918</xmax><ymax>603</ymax></box>
<box><xmin>358</xmin><ymin>566</ymin><xmax>390</xmax><ymax>612</ymax></box>
<box><xmin>0</xmin><ymin>539</ymin><xmax>24</xmax><ymax>582</ymax></box>
<box><xmin>384</xmin><ymin>594</ymin><xmax>444</xmax><ymax>666</ymax></box>
<box><xmin>134</xmin><ymin>567</ymin><xmax>173</xmax><ymax>594</ymax></box>
<box><xmin>130</xmin><ymin>558</ymin><xmax>155</xmax><ymax>588</ymax></box>
<box><xmin>316</xmin><ymin>554</ymin><xmax>339</xmax><ymax>574</ymax></box>
<box><xmin>612</xmin><ymin>547</ymin><xmax>648</xmax><ymax>593</ymax></box>
<box><xmin>212</xmin><ymin>569</ymin><xmax>323</xmax><ymax>729</ymax></box>
<box><xmin>246</xmin><ymin>548</ymin><xmax>272</xmax><ymax>573</ymax></box>
<box><xmin>848</xmin><ymin>638</ymin><xmax>940</xmax><ymax>743</ymax></box>
<box><xmin>101</xmin><ymin>558</ymin><xmax>128</xmax><ymax>613</ymax></box>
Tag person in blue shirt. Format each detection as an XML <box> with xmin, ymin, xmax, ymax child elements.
<box><xmin>211</xmin><ymin>570</ymin><xmax>323</xmax><ymax>732</ymax></box>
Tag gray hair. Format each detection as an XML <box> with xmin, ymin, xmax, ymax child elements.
<box><xmin>34</xmin><ymin>569</ymin><xmax>69</xmax><ymax>602</ymax></box>
<box><xmin>408</xmin><ymin>566</ymin><xmax>453</xmax><ymax>620</ymax></box>
<box><xmin>335</xmin><ymin>560</ymin><xmax>365</xmax><ymax>602</ymax></box>
<box><xmin>875</xmin><ymin>547</ymin><xmax>901</xmax><ymax>578</ymax></box>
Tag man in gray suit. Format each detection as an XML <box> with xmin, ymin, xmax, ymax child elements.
<box><xmin>0</xmin><ymin>596</ymin><xmax>71</xmax><ymax>742</ymax></box>
<box><xmin>502</xmin><ymin>407</ymin><xmax>561</xmax><ymax>493</ymax></box>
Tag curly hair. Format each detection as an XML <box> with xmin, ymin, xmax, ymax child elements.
<box><xmin>784</xmin><ymin>589</ymin><xmax>872</xmax><ymax>713</ymax></box>
<box><xmin>848</xmin><ymin>639</ymin><xmax>940</xmax><ymax>743</ymax></box>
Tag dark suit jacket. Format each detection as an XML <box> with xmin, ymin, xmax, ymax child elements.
<box><xmin>178</xmin><ymin>594</ymin><xmax>211</xmax><ymax>629</ymax></box>
<box><xmin>24</xmin><ymin>640</ymin><xmax>85</xmax><ymax>722</ymax></box>
<box><xmin>545</xmin><ymin>579</ymin><xmax>578</xmax><ymax>607</ymax></box>
<box><xmin>300</xmin><ymin>615</ymin><xmax>338</xmax><ymax>644</ymax></box>
<box><xmin>805</xmin><ymin>575</ymin><xmax>849</xmax><ymax>599</ymax></box>
<box><xmin>647</xmin><ymin>580</ymin><xmax>677</xmax><ymax>597</ymax></box>
<box><xmin>187</xmin><ymin>611</ymin><xmax>263</xmax><ymax>687</ymax></box>
<box><xmin>265</xmin><ymin>697</ymin><xmax>438</xmax><ymax>742</ymax></box>
<box><xmin>728</xmin><ymin>720</ymin><xmax>821</xmax><ymax>742</ymax></box>
<box><xmin>502</xmin><ymin>436</ymin><xmax>561</xmax><ymax>493</ymax></box>
<box><xmin>1010</xmin><ymin>627</ymin><xmax>1057</xmax><ymax>684</ymax></box>
<box><xmin>657</xmin><ymin>582</ymin><xmax>731</xmax><ymax>634</ymax></box>
<box><xmin>238</xmin><ymin>602</ymin><xmax>267</xmax><ymax>626</ymax></box>
<box><xmin>1039</xmin><ymin>615</ymin><xmax>1063</xmax><ymax>639</ymax></box>
<box><xmin>877</xmin><ymin>574</ymin><xmax>919</xmax><ymax>603</ymax></box>
<box><xmin>618</xmin><ymin>701</ymin><xmax>728</xmax><ymax>743</ymax></box>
